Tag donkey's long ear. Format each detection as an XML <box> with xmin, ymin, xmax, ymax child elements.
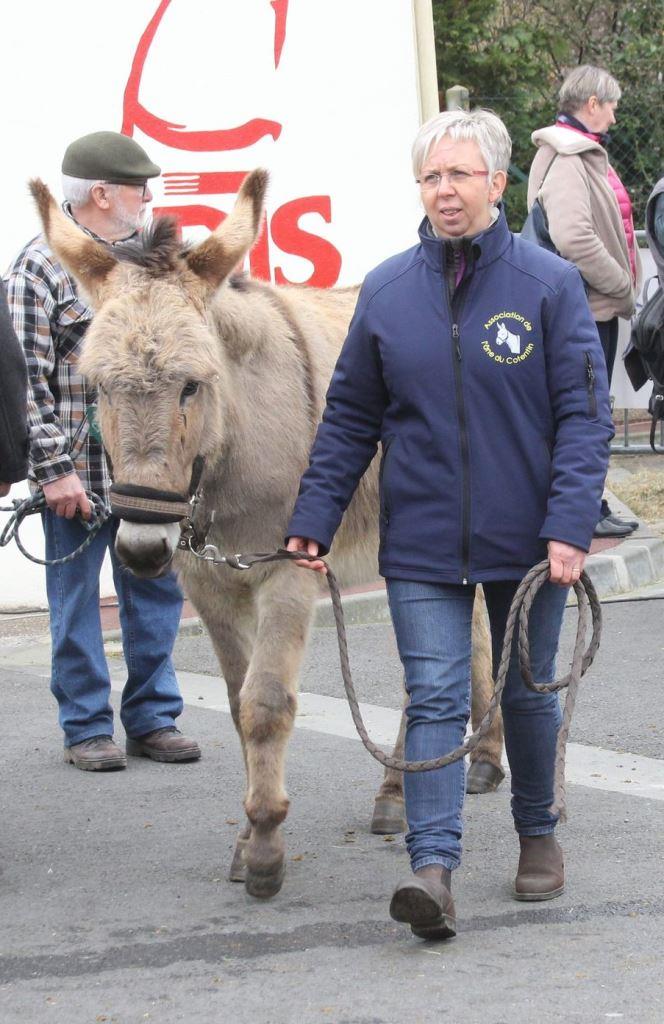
<box><xmin>29</xmin><ymin>179</ymin><xmax>117</xmax><ymax>306</ymax></box>
<box><xmin>185</xmin><ymin>169</ymin><xmax>268</xmax><ymax>290</ymax></box>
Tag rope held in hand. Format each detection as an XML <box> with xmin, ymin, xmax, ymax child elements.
<box><xmin>0</xmin><ymin>492</ymin><xmax>110</xmax><ymax>566</ymax></box>
<box><xmin>328</xmin><ymin>557</ymin><xmax>600</xmax><ymax>821</ymax></box>
<box><xmin>183</xmin><ymin>545</ymin><xmax>602</xmax><ymax>821</ymax></box>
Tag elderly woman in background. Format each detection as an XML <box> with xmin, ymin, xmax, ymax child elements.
<box><xmin>286</xmin><ymin>109</ymin><xmax>613</xmax><ymax>941</ymax></box>
<box><xmin>528</xmin><ymin>65</ymin><xmax>641</xmax><ymax>537</ymax></box>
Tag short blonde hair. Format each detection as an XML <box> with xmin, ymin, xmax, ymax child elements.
<box><xmin>412</xmin><ymin>108</ymin><xmax>512</xmax><ymax>180</ymax></box>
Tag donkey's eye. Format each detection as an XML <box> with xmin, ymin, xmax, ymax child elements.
<box><xmin>180</xmin><ymin>381</ymin><xmax>200</xmax><ymax>401</ymax></box>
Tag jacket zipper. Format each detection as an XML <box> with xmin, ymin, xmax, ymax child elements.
<box><xmin>379</xmin><ymin>439</ymin><xmax>392</xmax><ymax>526</ymax></box>
<box><xmin>449</xmin><ymin>283</ymin><xmax>472</xmax><ymax>585</ymax></box>
<box><xmin>585</xmin><ymin>351</ymin><xmax>597</xmax><ymax>417</ymax></box>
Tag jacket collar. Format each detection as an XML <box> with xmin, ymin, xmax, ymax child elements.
<box><xmin>556</xmin><ymin>112</ymin><xmax>610</xmax><ymax>148</ymax></box>
<box><xmin>418</xmin><ymin>205</ymin><xmax>511</xmax><ymax>273</ymax></box>
<box><xmin>62</xmin><ymin>201</ymin><xmax>140</xmax><ymax>246</ymax></box>
<box><xmin>531</xmin><ymin>124</ymin><xmax>604</xmax><ymax>158</ymax></box>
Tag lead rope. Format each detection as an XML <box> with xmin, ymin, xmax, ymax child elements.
<box><xmin>0</xmin><ymin>492</ymin><xmax>110</xmax><ymax>565</ymax></box>
<box><xmin>181</xmin><ymin>544</ymin><xmax>602</xmax><ymax>821</ymax></box>
<box><xmin>326</xmin><ymin>557</ymin><xmax>600</xmax><ymax>821</ymax></box>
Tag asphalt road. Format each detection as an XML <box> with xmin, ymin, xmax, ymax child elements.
<box><xmin>2</xmin><ymin>594</ymin><xmax>664</xmax><ymax>1023</ymax></box>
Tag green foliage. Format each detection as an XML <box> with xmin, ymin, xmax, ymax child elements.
<box><xmin>431</xmin><ymin>0</ymin><xmax>664</xmax><ymax>230</ymax></box>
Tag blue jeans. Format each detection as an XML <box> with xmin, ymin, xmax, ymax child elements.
<box><xmin>43</xmin><ymin>510</ymin><xmax>184</xmax><ymax>747</ymax></box>
<box><xmin>386</xmin><ymin>578</ymin><xmax>567</xmax><ymax>872</ymax></box>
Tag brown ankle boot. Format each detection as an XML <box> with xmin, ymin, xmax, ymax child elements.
<box><xmin>126</xmin><ymin>727</ymin><xmax>201</xmax><ymax>762</ymax></box>
<box><xmin>514</xmin><ymin>834</ymin><xmax>564</xmax><ymax>901</ymax></box>
<box><xmin>64</xmin><ymin>735</ymin><xmax>126</xmax><ymax>771</ymax></box>
<box><xmin>389</xmin><ymin>865</ymin><xmax>457</xmax><ymax>940</ymax></box>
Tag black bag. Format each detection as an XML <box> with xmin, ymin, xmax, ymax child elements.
<box><xmin>521</xmin><ymin>156</ymin><xmax>559</xmax><ymax>255</ymax></box>
<box><xmin>624</xmin><ymin>277</ymin><xmax>664</xmax><ymax>452</ymax></box>
<box><xmin>521</xmin><ymin>196</ymin><xmax>559</xmax><ymax>254</ymax></box>
<box><xmin>646</xmin><ymin>383</ymin><xmax>664</xmax><ymax>452</ymax></box>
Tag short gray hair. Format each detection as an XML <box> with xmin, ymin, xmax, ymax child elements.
<box><xmin>61</xmin><ymin>174</ymin><xmax>100</xmax><ymax>209</ymax></box>
<box><xmin>558</xmin><ymin>65</ymin><xmax>621</xmax><ymax>114</ymax></box>
<box><xmin>61</xmin><ymin>174</ymin><xmax>125</xmax><ymax>210</ymax></box>
<box><xmin>412</xmin><ymin>109</ymin><xmax>512</xmax><ymax>180</ymax></box>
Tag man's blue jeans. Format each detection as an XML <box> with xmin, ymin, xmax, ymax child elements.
<box><xmin>386</xmin><ymin>578</ymin><xmax>567</xmax><ymax>873</ymax></box>
<box><xmin>43</xmin><ymin>510</ymin><xmax>184</xmax><ymax>747</ymax></box>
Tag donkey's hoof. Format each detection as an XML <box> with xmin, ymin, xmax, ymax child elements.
<box><xmin>228</xmin><ymin>827</ymin><xmax>250</xmax><ymax>882</ymax></box>
<box><xmin>371</xmin><ymin>797</ymin><xmax>407</xmax><ymax>835</ymax></box>
<box><xmin>244</xmin><ymin>829</ymin><xmax>286</xmax><ymax>898</ymax></box>
<box><xmin>466</xmin><ymin>761</ymin><xmax>505</xmax><ymax>794</ymax></box>
<box><xmin>229</xmin><ymin>842</ymin><xmax>247</xmax><ymax>883</ymax></box>
<box><xmin>245</xmin><ymin>861</ymin><xmax>285</xmax><ymax>899</ymax></box>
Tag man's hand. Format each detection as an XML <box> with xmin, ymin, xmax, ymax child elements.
<box><xmin>0</xmin><ymin>482</ymin><xmax>11</xmax><ymax>498</ymax></box>
<box><xmin>42</xmin><ymin>473</ymin><xmax>91</xmax><ymax>520</ymax></box>
<box><xmin>286</xmin><ymin>536</ymin><xmax>327</xmax><ymax>574</ymax></box>
<box><xmin>548</xmin><ymin>540</ymin><xmax>586</xmax><ymax>587</ymax></box>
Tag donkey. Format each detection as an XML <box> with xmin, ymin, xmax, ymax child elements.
<box><xmin>495</xmin><ymin>321</ymin><xmax>521</xmax><ymax>355</ymax></box>
<box><xmin>31</xmin><ymin>170</ymin><xmax>504</xmax><ymax>899</ymax></box>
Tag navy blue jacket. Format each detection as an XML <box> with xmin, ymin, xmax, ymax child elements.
<box><xmin>287</xmin><ymin>211</ymin><xmax>614</xmax><ymax>583</ymax></box>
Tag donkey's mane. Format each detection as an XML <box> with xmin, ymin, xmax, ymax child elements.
<box><xmin>112</xmin><ymin>216</ymin><xmax>188</xmax><ymax>273</ymax></box>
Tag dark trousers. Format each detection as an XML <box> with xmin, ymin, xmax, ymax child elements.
<box><xmin>595</xmin><ymin>317</ymin><xmax>619</xmax><ymax>519</ymax></box>
<box><xmin>595</xmin><ymin>317</ymin><xmax>619</xmax><ymax>386</ymax></box>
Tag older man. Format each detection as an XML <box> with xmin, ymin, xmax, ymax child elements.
<box><xmin>5</xmin><ymin>131</ymin><xmax>200</xmax><ymax>770</ymax></box>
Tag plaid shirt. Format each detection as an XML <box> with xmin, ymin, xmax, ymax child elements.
<box><xmin>4</xmin><ymin>207</ymin><xmax>120</xmax><ymax>502</ymax></box>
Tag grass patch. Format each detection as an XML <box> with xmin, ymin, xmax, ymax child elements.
<box><xmin>611</xmin><ymin>469</ymin><xmax>664</xmax><ymax>522</ymax></box>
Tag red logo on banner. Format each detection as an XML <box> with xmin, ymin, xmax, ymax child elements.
<box><xmin>121</xmin><ymin>0</ymin><xmax>341</xmax><ymax>286</ymax></box>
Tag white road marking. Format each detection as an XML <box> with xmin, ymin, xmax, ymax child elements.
<box><xmin>108</xmin><ymin>669</ymin><xmax>664</xmax><ymax>805</ymax></box>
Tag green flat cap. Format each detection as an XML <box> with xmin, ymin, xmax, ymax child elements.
<box><xmin>61</xmin><ymin>131</ymin><xmax>160</xmax><ymax>182</ymax></box>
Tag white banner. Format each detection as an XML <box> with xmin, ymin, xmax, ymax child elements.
<box><xmin>1</xmin><ymin>0</ymin><xmax>437</xmax><ymax>610</ymax></box>
<box><xmin>3</xmin><ymin>0</ymin><xmax>437</xmax><ymax>278</ymax></box>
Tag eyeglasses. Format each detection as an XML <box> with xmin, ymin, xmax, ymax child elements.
<box><xmin>103</xmin><ymin>180</ymin><xmax>149</xmax><ymax>199</ymax></box>
<box><xmin>417</xmin><ymin>170</ymin><xmax>489</xmax><ymax>190</ymax></box>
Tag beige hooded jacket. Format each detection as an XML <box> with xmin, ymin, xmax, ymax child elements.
<box><xmin>528</xmin><ymin>125</ymin><xmax>641</xmax><ymax>321</ymax></box>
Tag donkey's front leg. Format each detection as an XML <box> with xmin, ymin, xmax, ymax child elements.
<box><xmin>193</xmin><ymin>587</ymin><xmax>255</xmax><ymax>883</ymax></box>
<box><xmin>466</xmin><ymin>586</ymin><xmax>505</xmax><ymax>794</ymax></box>
<box><xmin>371</xmin><ymin>698</ymin><xmax>407</xmax><ymax>834</ymax></box>
<box><xmin>239</xmin><ymin>567</ymin><xmax>318</xmax><ymax>898</ymax></box>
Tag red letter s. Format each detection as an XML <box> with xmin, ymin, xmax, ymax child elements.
<box><xmin>271</xmin><ymin>196</ymin><xmax>342</xmax><ymax>287</ymax></box>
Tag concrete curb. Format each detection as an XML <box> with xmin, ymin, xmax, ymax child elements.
<box><xmin>313</xmin><ymin>539</ymin><xmax>664</xmax><ymax>627</ymax></box>
<box><xmin>582</xmin><ymin>534</ymin><xmax>664</xmax><ymax>598</ymax></box>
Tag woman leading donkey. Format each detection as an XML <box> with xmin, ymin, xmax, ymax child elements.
<box><xmin>287</xmin><ymin>109</ymin><xmax>613</xmax><ymax>940</ymax></box>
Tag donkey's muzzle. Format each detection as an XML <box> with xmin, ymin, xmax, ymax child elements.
<box><xmin>110</xmin><ymin>483</ymin><xmax>191</xmax><ymax>524</ymax></box>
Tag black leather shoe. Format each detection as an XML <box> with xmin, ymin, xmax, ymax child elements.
<box><xmin>593</xmin><ymin>516</ymin><xmax>634</xmax><ymax>538</ymax></box>
<box><xmin>605</xmin><ymin>513</ymin><xmax>638</xmax><ymax>531</ymax></box>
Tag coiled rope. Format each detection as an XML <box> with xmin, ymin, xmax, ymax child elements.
<box><xmin>0</xmin><ymin>492</ymin><xmax>110</xmax><ymax>566</ymax></box>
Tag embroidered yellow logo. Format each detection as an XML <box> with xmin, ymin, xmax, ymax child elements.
<box><xmin>482</xmin><ymin>312</ymin><xmax>534</xmax><ymax>365</ymax></box>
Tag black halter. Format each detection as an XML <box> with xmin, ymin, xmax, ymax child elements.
<box><xmin>109</xmin><ymin>455</ymin><xmax>205</xmax><ymax>524</ymax></box>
